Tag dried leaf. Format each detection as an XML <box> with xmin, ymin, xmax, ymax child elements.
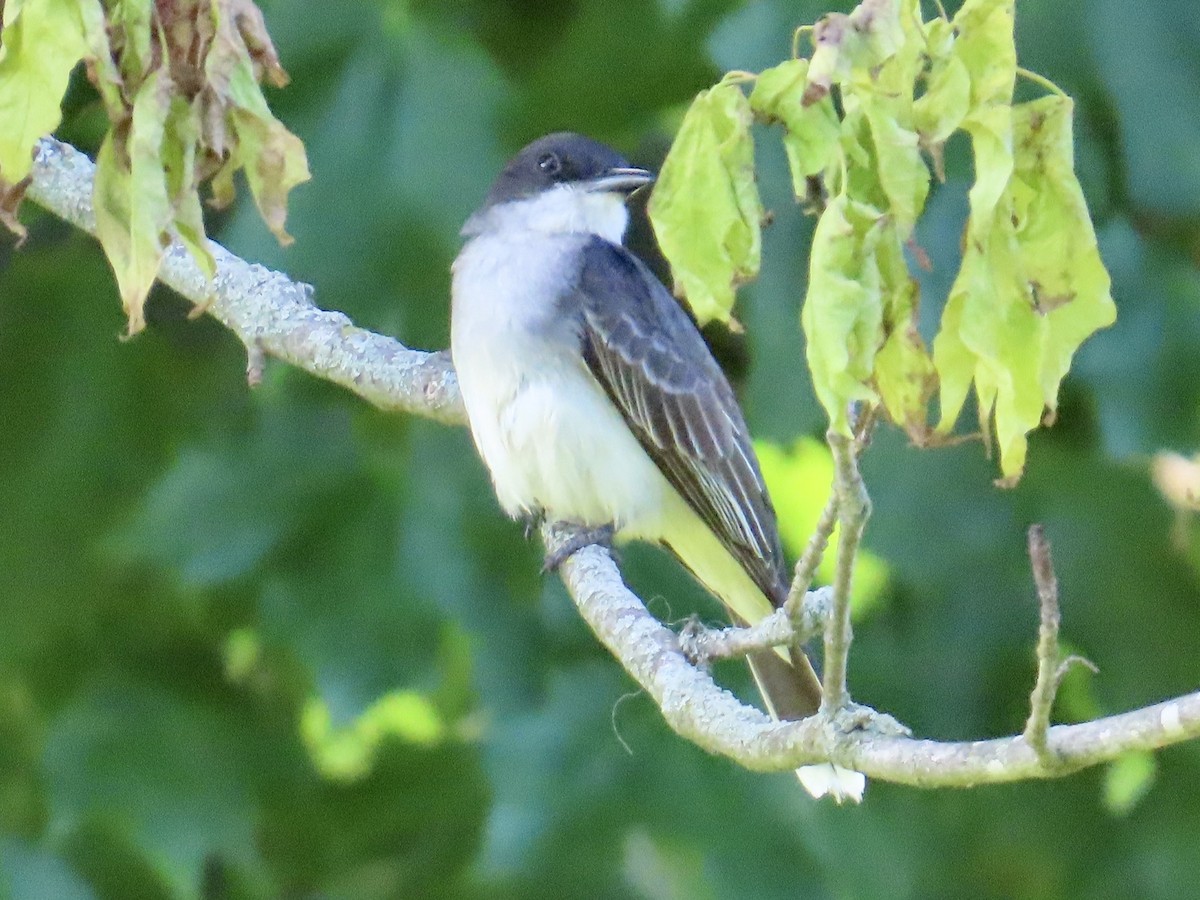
<box><xmin>93</xmin><ymin>69</ymin><xmax>173</xmax><ymax>334</ymax></box>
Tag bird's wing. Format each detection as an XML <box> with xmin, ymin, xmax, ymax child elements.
<box><xmin>567</xmin><ymin>237</ymin><xmax>788</xmax><ymax>605</ymax></box>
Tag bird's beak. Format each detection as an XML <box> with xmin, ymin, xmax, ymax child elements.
<box><xmin>584</xmin><ymin>166</ymin><xmax>655</xmax><ymax>196</ymax></box>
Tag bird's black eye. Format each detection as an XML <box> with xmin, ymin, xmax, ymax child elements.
<box><xmin>537</xmin><ymin>152</ymin><xmax>562</xmax><ymax>176</ymax></box>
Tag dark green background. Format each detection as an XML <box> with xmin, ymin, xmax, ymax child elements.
<box><xmin>3</xmin><ymin>0</ymin><xmax>1200</xmax><ymax>897</ymax></box>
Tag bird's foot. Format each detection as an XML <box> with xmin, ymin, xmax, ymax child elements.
<box><xmin>542</xmin><ymin>522</ymin><xmax>616</xmax><ymax>573</ymax></box>
<box><xmin>521</xmin><ymin>511</ymin><xmax>545</xmax><ymax>541</ymax></box>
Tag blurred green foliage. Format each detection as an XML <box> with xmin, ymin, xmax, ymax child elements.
<box><xmin>3</xmin><ymin>0</ymin><xmax>1200</xmax><ymax>897</ymax></box>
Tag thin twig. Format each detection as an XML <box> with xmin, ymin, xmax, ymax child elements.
<box><xmin>684</xmin><ymin>588</ymin><xmax>832</xmax><ymax>665</ymax></box>
<box><xmin>783</xmin><ymin>404</ymin><xmax>876</xmax><ymax>621</ymax></box>
<box><xmin>1023</xmin><ymin>525</ymin><xmax>1097</xmax><ymax>765</ymax></box>
<box><xmin>784</xmin><ymin>490</ymin><xmax>839</xmax><ymax>614</ymax></box>
<box><xmin>1024</xmin><ymin>525</ymin><xmax>1061</xmax><ymax>761</ymax></box>
<box><xmin>821</xmin><ymin>430</ymin><xmax>871</xmax><ymax>712</ymax></box>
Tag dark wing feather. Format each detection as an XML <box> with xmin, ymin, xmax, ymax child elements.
<box><xmin>569</xmin><ymin>237</ymin><xmax>788</xmax><ymax>606</ymax></box>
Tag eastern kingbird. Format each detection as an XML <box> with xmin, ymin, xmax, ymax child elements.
<box><xmin>451</xmin><ymin>132</ymin><xmax>863</xmax><ymax>801</ymax></box>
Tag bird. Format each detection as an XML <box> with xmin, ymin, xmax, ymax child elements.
<box><xmin>450</xmin><ymin>131</ymin><xmax>863</xmax><ymax>801</ymax></box>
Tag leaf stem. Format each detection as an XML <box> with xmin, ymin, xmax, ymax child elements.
<box><xmin>792</xmin><ymin>24</ymin><xmax>815</xmax><ymax>59</ymax></box>
<box><xmin>1016</xmin><ymin>66</ymin><xmax>1067</xmax><ymax>98</ymax></box>
<box><xmin>720</xmin><ymin>70</ymin><xmax>759</xmax><ymax>87</ymax></box>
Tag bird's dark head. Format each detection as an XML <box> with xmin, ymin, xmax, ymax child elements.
<box><xmin>483</xmin><ymin>133</ymin><xmax>654</xmax><ymax>210</ymax></box>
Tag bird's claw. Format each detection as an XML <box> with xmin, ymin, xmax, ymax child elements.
<box><xmin>522</xmin><ymin>511</ymin><xmax>545</xmax><ymax>541</ymax></box>
<box><xmin>542</xmin><ymin>522</ymin><xmax>616</xmax><ymax>573</ymax></box>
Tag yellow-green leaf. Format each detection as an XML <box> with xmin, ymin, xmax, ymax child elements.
<box><xmin>93</xmin><ymin>69</ymin><xmax>173</xmax><ymax>334</ymax></box>
<box><xmin>163</xmin><ymin>95</ymin><xmax>215</xmax><ymax>279</ymax></box>
<box><xmin>953</xmin><ymin>0</ymin><xmax>1017</xmax><ymax>110</ymax></box>
<box><xmin>749</xmin><ymin>59</ymin><xmax>840</xmax><ymax>195</ymax></box>
<box><xmin>858</xmin><ymin>92</ymin><xmax>929</xmax><ymax>234</ymax></box>
<box><xmin>933</xmin><ymin>96</ymin><xmax>1115</xmax><ymax>481</ymax></box>
<box><xmin>108</xmin><ymin>0</ymin><xmax>154</xmax><ymax>87</ymax></box>
<box><xmin>874</xmin><ymin>223</ymin><xmax>934</xmax><ymax>434</ymax></box>
<box><xmin>802</xmin><ymin>195</ymin><xmax>887</xmax><ymax>434</ymax></box>
<box><xmin>963</xmin><ymin>104</ymin><xmax>1014</xmax><ymax>242</ymax></box>
<box><xmin>933</xmin><ymin>211</ymin><xmax>1044</xmax><ymax>480</ymax></box>
<box><xmin>0</xmin><ymin>0</ymin><xmax>89</xmax><ymax>180</ymax></box>
<box><xmin>1010</xmin><ymin>96</ymin><xmax>1116</xmax><ymax>410</ymax></box>
<box><xmin>803</xmin><ymin>13</ymin><xmax>853</xmax><ymax>106</ymax></box>
<box><xmin>913</xmin><ymin>15</ymin><xmax>971</xmax><ymax>165</ymax></box>
<box><xmin>222</xmin><ymin>52</ymin><xmax>310</xmax><ymax>244</ymax></box>
<box><xmin>648</xmin><ymin>81</ymin><xmax>762</xmax><ymax>325</ymax></box>
<box><xmin>1103</xmin><ymin>751</ymin><xmax>1157</xmax><ymax>816</ymax></box>
<box><xmin>953</xmin><ymin>0</ymin><xmax>1017</xmax><ymax>242</ymax></box>
<box><xmin>301</xmin><ymin>690</ymin><xmax>447</xmax><ymax>783</ymax></box>
<box><xmin>76</xmin><ymin>0</ymin><xmax>125</xmax><ymax>122</ymax></box>
<box><xmin>913</xmin><ymin>50</ymin><xmax>970</xmax><ymax>147</ymax></box>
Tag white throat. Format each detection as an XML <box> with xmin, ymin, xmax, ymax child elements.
<box><xmin>462</xmin><ymin>184</ymin><xmax>630</xmax><ymax>244</ymax></box>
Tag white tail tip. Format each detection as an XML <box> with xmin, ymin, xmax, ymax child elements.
<box><xmin>796</xmin><ymin>764</ymin><xmax>866</xmax><ymax>803</ymax></box>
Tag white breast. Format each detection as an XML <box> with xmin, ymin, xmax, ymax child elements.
<box><xmin>450</xmin><ymin>228</ymin><xmax>671</xmax><ymax>533</ymax></box>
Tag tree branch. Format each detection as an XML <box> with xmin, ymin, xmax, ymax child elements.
<box><xmin>23</xmin><ymin>136</ymin><xmax>1200</xmax><ymax>790</ymax></box>
<box><xmin>26</xmin><ymin>138</ymin><xmax>465</xmax><ymax>427</ymax></box>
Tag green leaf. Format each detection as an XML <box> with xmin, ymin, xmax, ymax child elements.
<box><xmin>913</xmin><ymin>22</ymin><xmax>971</xmax><ymax>147</ymax></box>
<box><xmin>0</xmin><ymin>840</ymin><xmax>95</xmax><ymax>900</ymax></box>
<box><xmin>1103</xmin><ymin>751</ymin><xmax>1157</xmax><ymax>816</ymax></box>
<box><xmin>857</xmin><ymin>91</ymin><xmax>929</xmax><ymax>234</ymax></box>
<box><xmin>953</xmin><ymin>0</ymin><xmax>1017</xmax><ymax>110</ymax></box>
<box><xmin>874</xmin><ymin>223</ymin><xmax>935</xmax><ymax>435</ymax></box>
<box><xmin>1010</xmin><ymin>96</ymin><xmax>1117</xmax><ymax>410</ymax></box>
<box><xmin>648</xmin><ymin>81</ymin><xmax>762</xmax><ymax>325</ymax></box>
<box><xmin>801</xmin><ymin>194</ymin><xmax>886</xmax><ymax>434</ymax></box>
<box><xmin>42</xmin><ymin>679</ymin><xmax>262</xmax><ymax>896</ymax></box>
<box><xmin>302</xmin><ymin>690</ymin><xmax>448</xmax><ymax>783</ymax></box>
<box><xmin>92</xmin><ymin>69</ymin><xmax>173</xmax><ymax>334</ymax></box>
<box><xmin>933</xmin><ymin>97</ymin><xmax>1115</xmax><ymax>481</ymax></box>
<box><xmin>933</xmin><ymin>213</ymin><xmax>1044</xmax><ymax>479</ymax></box>
<box><xmin>162</xmin><ymin>96</ymin><xmax>216</xmax><ymax>279</ymax></box>
<box><xmin>749</xmin><ymin>59</ymin><xmax>840</xmax><ymax>195</ymax></box>
<box><xmin>107</xmin><ymin>404</ymin><xmax>358</xmax><ymax>588</ymax></box>
<box><xmin>108</xmin><ymin>0</ymin><xmax>153</xmax><ymax>88</ymax></box>
<box><xmin>0</xmin><ymin>0</ymin><xmax>89</xmax><ymax>180</ymax></box>
<box><xmin>622</xmin><ymin>828</ymin><xmax>716</xmax><ymax>900</ymax></box>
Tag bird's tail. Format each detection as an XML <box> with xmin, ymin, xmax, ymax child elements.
<box><xmin>657</xmin><ymin>501</ymin><xmax>864</xmax><ymax>801</ymax></box>
<box><xmin>746</xmin><ymin>648</ymin><xmax>866</xmax><ymax>804</ymax></box>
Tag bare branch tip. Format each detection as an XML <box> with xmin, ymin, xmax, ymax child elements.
<box><xmin>245</xmin><ymin>340</ymin><xmax>266</xmax><ymax>387</ymax></box>
<box><xmin>1027</xmin><ymin>523</ymin><xmax>1059</xmax><ymax>604</ymax></box>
